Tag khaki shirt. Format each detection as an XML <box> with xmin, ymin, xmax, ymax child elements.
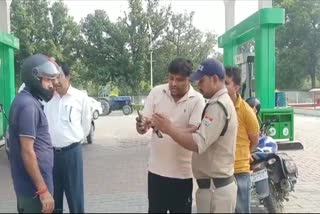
<box><xmin>142</xmin><ymin>83</ymin><xmax>205</xmax><ymax>178</ymax></box>
<box><xmin>192</xmin><ymin>88</ymin><xmax>238</xmax><ymax>178</ymax></box>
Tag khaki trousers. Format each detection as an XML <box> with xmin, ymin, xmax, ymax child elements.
<box><xmin>196</xmin><ymin>180</ymin><xmax>237</xmax><ymax>213</ymax></box>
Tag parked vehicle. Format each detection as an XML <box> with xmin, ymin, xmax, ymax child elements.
<box><xmin>250</xmin><ymin>121</ymin><xmax>298</xmax><ymax>213</ymax></box>
<box><xmin>88</xmin><ymin>97</ymin><xmax>103</xmax><ymax>120</ymax></box>
<box><xmin>81</xmin><ymin>96</ymin><xmax>98</xmax><ymax>145</ymax></box>
<box><xmin>86</xmin><ymin>120</ymin><xmax>95</xmax><ymax>144</ymax></box>
<box><xmin>97</xmin><ymin>96</ymin><xmax>133</xmax><ymax>116</ymax></box>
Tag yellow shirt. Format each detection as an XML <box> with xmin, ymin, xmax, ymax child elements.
<box><xmin>234</xmin><ymin>95</ymin><xmax>260</xmax><ymax>173</ymax></box>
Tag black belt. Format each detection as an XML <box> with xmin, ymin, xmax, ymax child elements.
<box><xmin>196</xmin><ymin>176</ymin><xmax>235</xmax><ymax>189</ymax></box>
<box><xmin>54</xmin><ymin>143</ymin><xmax>80</xmax><ymax>152</ymax></box>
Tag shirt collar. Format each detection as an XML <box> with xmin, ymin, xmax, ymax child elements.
<box><xmin>66</xmin><ymin>85</ymin><xmax>76</xmax><ymax>95</ymax></box>
<box><xmin>208</xmin><ymin>87</ymin><xmax>228</xmax><ymax>104</ymax></box>
<box><xmin>163</xmin><ymin>83</ymin><xmax>197</xmax><ymax>102</ymax></box>
<box><xmin>54</xmin><ymin>85</ymin><xmax>75</xmax><ymax>97</ymax></box>
<box><xmin>22</xmin><ymin>86</ymin><xmax>32</xmax><ymax>95</ymax></box>
<box><xmin>235</xmin><ymin>94</ymin><xmax>242</xmax><ymax>109</ymax></box>
<box><xmin>21</xmin><ymin>86</ymin><xmax>43</xmax><ymax>108</ymax></box>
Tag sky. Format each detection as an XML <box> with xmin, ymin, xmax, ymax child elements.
<box><xmin>62</xmin><ymin>0</ymin><xmax>259</xmax><ymax>37</ymax></box>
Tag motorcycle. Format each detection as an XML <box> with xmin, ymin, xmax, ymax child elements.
<box><xmin>250</xmin><ymin>121</ymin><xmax>298</xmax><ymax>213</ymax></box>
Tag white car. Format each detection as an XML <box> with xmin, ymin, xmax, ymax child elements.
<box><xmin>89</xmin><ymin>97</ymin><xmax>103</xmax><ymax>120</ymax></box>
<box><xmin>86</xmin><ymin>97</ymin><xmax>102</xmax><ymax>145</ymax></box>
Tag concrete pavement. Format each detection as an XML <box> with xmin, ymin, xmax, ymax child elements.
<box><xmin>0</xmin><ymin>113</ymin><xmax>319</xmax><ymax>213</ymax></box>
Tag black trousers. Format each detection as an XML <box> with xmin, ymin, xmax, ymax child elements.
<box><xmin>148</xmin><ymin>171</ymin><xmax>193</xmax><ymax>213</ymax></box>
<box><xmin>53</xmin><ymin>143</ymin><xmax>84</xmax><ymax>213</ymax></box>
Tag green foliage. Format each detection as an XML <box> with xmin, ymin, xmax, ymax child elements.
<box><xmin>152</xmin><ymin>11</ymin><xmax>217</xmax><ymax>86</ymax></box>
<box><xmin>132</xmin><ymin>103</ymin><xmax>144</xmax><ymax>111</ymax></box>
<box><xmin>274</xmin><ymin>0</ymin><xmax>320</xmax><ymax>89</ymax></box>
<box><xmin>10</xmin><ymin>0</ymin><xmax>218</xmax><ymax>94</ymax></box>
<box><xmin>10</xmin><ymin>0</ymin><xmax>82</xmax><ymax>88</ymax></box>
<box><xmin>11</xmin><ymin>0</ymin><xmax>52</xmax><ymax>86</ymax></box>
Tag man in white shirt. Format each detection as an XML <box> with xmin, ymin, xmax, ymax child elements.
<box><xmin>44</xmin><ymin>63</ymin><xmax>92</xmax><ymax>213</ymax></box>
<box><xmin>136</xmin><ymin>58</ymin><xmax>205</xmax><ymax>213</ymax></box>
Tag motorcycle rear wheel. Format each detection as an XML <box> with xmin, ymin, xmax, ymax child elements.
<box><xmin>264</xmin><ymin>182</ymin><xmax>285</xmax><ymax>213</ymax></box>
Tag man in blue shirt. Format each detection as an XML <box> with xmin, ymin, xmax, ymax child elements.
<box><xmin>8</xmin><ymin>54</ymin><xmax>61</xmax><ymax>213</ymax></box>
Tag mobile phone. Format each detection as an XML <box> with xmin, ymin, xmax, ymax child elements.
<box><xmin>137</xmin><ymin>110</ymin><xmax>143</xmax><ymax>122</ymax></box>
<box><xmin>138</xmin><ymin>110</ymin><xmax>163</xmax><ymax>138</ymax></box>
<box><xmin>154</xmin><ymin>128</ymin><xmax>163</xmax><ymax>138</ymax></box>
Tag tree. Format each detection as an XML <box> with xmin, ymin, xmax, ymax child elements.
<box><xmin>11</xmin><ymin>0</ymin><xmax>83</xmax><ymax>87</ymax></box>
<box><xmin>11</xmin><ymin>0</ymin><xmax>53</xmax><ymax>86</ymax></box>
<box><xmin>50</xmin><ymin>1</ymin><xmax>81</xmax><ymax>65</ymax></box>
<box><xmin>120</xmin><ymin>0</ymin><xmax>149</xmax><ymax>94</ymax></box>
<box><xmin>81</xmin><ymin>9</ymin><xmax>133</xmax><ymax>94</ymax></box>
<box><xmin>151</xmin><ymin>11</ymin><xmax>217</xmax><ymax>86</ymax></box>
<box><xmin>80</xmin><ymin>0</ymin><xmax>218</xmax><ymax>95</ymax></box>
<box><xmin>80</xmin><ymin>0</ymin><xmax>173</xmax><ymax>95</ymax></box>
<box><xmin>11</xmin><ymin>0</ymin><xmax>219</xmax><ymax>94</ymax></box>
<box><xmin>274</xmin><ymin>0</ymin><xmax>320</xmax><ymax>89</ymax></box>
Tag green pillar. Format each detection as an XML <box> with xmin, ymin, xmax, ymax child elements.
<box><xmin>0</xmin><ymin>32</ymin><xmax>19</xmax><ymax>137</ymax></box>
<box><xmin>255</xmin><ymin>26</ymin><xmax>276</xmax><ymax>108</ymax></box>
<box><xmin>218</xmin><ymin>8</ymin><xmax>284</xmax><ymax>109</ymax></box>
<box><xmin>223</xmin><ymin>43</ymin><xmax>237</xmax><ymax>66</ymax></box>
<box><xmin>3</xmin><ymin>47</ymin><xmax>16</xmax><ymax>114</ymax></box>
<box><xmin>218</xmin><ymin>8</ymin><xmax>304</xmax><ymax>146</ymax></box>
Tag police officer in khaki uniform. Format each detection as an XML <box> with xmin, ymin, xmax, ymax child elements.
<box><xmin>152</xmin><ymin>58</ymin><xmax>238</xmax><ymax>213</ymax></box>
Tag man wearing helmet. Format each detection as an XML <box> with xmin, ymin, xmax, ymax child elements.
<box><xmin>225</xmin><ymin>67</ymin><xmax>260</xmax><ymax>213</ymax></box>
<box><xmin>8</xmin><ymin>54</ymin><xmax>61</xmax><ymax>213</ymax></box>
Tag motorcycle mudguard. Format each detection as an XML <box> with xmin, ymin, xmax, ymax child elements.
<box><xmin>276</xmin><ymin>153</ymin><xmax>298</xmax><ymax>177</ymax></box>
<box><xmin>255</xmin><ymin>178</ymin><xmax>270</xmax><ymax>199</ymax></box>
<box><xmin>266</xmin><ymin>153</ymin><xmax>297</xmax><ymax>186</ymax></box>
<box><xmin>266</xmin><ymin>161</ymin><xmax>284</xmax><ymax>184</ymax></box>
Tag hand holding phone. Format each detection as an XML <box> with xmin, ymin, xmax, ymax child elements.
<box><xmin>153</xmin><ymin>128</ymin><xmax>163</xmax><ymax>138</ymax></box>
<box><xmin>136</xmin><ymin>110</ymin><xmax>148</xmax><ymax>133</ymax></box>
<box><xmin>137</xmin><ymin>110</ymin><xmax>143</xmax><ymax>122</ymax></box>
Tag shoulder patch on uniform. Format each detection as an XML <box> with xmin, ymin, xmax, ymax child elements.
<box><xmin>203</xmin><ymin>115</ymin><xmax>214</xmax><ymax>126</ymax></box>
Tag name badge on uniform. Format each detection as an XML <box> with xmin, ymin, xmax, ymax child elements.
<box><xmin>203</xmin><ymin>115</ymin><xmax>214</xmax><ymax>126</ymax></box>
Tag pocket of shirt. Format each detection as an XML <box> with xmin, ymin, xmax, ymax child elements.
<box><xmin>61</xmin><ymin>105</ymin><xmax>73</xmax><ymax>122</ymax></box>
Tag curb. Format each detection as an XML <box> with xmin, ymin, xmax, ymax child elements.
<box><xmin>294</xmin><ymin>108</ymin><xmax>320</xmax><ymax>117</ymax></box>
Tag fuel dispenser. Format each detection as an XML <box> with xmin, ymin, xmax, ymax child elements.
<box><xmin>219</xmin><ymin>8</ymin><xmax>303</xmax><ymax>150</ymax></box>
<box><xmin>235</xmin><ymin>53</ymin><xmax>296</xmax><ymax>145</ymax></box>
<box><xmin>235</xmin><ymin>53</ymin><xmax>255</xmax><ymax>99</ymax></box>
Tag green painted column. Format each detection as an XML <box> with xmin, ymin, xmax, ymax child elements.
<box><xmin>223</xmin><ymin>43</ymin><xmax>237</xmax><ymax>66</ymax></box>
<box><xmin>0</xmin><ymin>32</ymin><xmax>19</xmax><ymax>137</ymax></box>
<box><xmin>0</xmin><ymin>44</ymin><xmax>4</xmax><ymax>137</ymax></box>
<box><xmin>0</xmin><ymin>44</ymin><xmax>15</xmax><ymax>133</ymax></box>
<box><xmin>255</xmin><ymin>26</ymin><xmax>276</xmax><ymax>108</ymax></box>
<box><xmin>4</xmin><ymin>48</ymin><xmax>15</xmax><ymax>113</ymax></box>
<box><xmin>218</xmin><ymin>8</ymin><xmax>284</xmax><ymax>108</ymax></box>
